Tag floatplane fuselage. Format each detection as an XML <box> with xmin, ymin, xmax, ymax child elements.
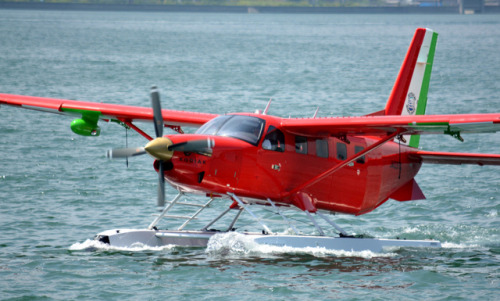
<box><xmin>159</xmin><ymin>117</ymin><xmax>423</xmax><ymax>217</ymax></box>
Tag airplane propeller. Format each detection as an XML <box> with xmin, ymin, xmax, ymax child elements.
<box><xmin>107</xmin><ymin>86</ymin><xmax>214</xmax><ymax>207</ymax></box>
<box><xmin>106</xmin><ymin>86</ymin><xmax>166</xmax><ymax>207</ymax></box>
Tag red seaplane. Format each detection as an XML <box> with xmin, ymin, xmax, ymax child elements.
<box><xmin>2</xmin><ymin>28</ymin><xmax>500</xmax><ymax>252</ymax></box>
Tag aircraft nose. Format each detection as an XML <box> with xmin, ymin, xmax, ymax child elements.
<box><xmin>145</xmin><ymin>137</ymin><xmax>174</xmax><ymax>161</ymax></box>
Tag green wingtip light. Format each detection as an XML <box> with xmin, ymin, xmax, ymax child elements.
<box><xmin>70</xmin><ymin>118</ymin><xmax>101</xmax><ymax>136</ymax></box>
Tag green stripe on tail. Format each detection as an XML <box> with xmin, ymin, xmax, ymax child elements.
<box><xmin>408</xmin><ymin>31</ymin><xmax>438</xmax><ymax>148</ymax></box>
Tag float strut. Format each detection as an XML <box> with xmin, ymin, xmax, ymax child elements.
<box><xmin>305</xmin><ymin>211</ymin><xmax>325</xmax><ymax>236</ymax></box>
<box><xmin>316</xmin><ymin>211</ymin><xmax>349</xmax><ymax>236</ymax></box>
<box><xmin>226</xmin><ymin>208</ymin><xmax>244</xmax><ymax>231</ymax></box>
<box><xmin>148</xmin><ymin>192</ymin><xmax>183</xmax><ymax>230</ymax></box>
<box><xmin>267</xmin><ymin>198</ymin><xmax>299</xmax><ymax>235</ymax></box>
<box><xmin>201</xmin><ymin>207</ymin><xmax>232</xmax><ymax>231</ymax></box>
<box><xmin>178</xmin><ymin>197</ymin><xmax>215</xmax><ymax>230</ymax></box>
<box><xmin>228</xmin><ymin>193</ymin><xmax>273</xmax><ymax>234</ymax></box>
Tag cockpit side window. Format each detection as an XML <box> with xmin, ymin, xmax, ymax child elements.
<box><xmin>262</xmin><ymin>126</ymin><xmax>285</xmax><ymax>152</ymax></box>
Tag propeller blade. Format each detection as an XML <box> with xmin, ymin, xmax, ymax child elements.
<box><xmin>157</xmin><ymin>161</ymin><xmax>165</xmax><ymax>207</ymax></box>
<box><xmin>169</xmin><ymin>138</ymin><xmax>215</xmax><ymax>154</ymax></box>
<box><xmin>107</xmin><ymin>147</ymin><xmax>146</xmax><ymax>159</ymax></box>
<box><xmin>150</xmin><ymin>86</ymin><xmax>164</xmax><ymax>138</ymax></box>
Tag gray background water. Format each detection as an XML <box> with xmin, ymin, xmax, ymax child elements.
<box><xmin>1</xmin><ymin>10</ymin><xmax>499</xmax><ymax>300</ymax></box>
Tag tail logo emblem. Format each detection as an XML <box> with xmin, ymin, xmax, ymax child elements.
<box><xmin>406</xmin><ymin>92</ymin><xmax>417</xmax><ymax>115</ymax></box>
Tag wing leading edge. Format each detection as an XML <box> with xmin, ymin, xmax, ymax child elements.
<box><xmin>280</xmin><ymin>114</ymin><xmax>500</xmax><ymax>138</ymax></box>
<box><xmin>0</xmin><ymin>93</ymin><xmax>218</xmax><ymax>129</ymax></box>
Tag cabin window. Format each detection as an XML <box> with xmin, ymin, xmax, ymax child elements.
<box><xmin>336</xmin><ymin>142</ymin><xmax>347</xmax><ymax>160</ymax></box>
<box><xmin>355</xmin><ymin>146</ymin><xmax>366</xmax><ymax>164</ymax></box>
<box><xmin>316</xmin><ymin>139</ymin><xmax>328</xmax><ymax>158</ymax></box>
<box><xmin>262</xmin><ymin>126</ymin><xmax>285</xmax><ymax>152</ymax></box>
<box><xmin>295</xmin><ymin>136</ymin><xmax>307</xmax><ymax>154</ymax></box>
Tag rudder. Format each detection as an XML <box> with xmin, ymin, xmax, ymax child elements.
<box><xmin>385</xmin><ymin>28</ymin><xmax>438</xmax><ymax>148</ymax></box>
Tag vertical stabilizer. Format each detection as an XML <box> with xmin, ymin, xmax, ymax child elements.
<box><xmin>385</xmin><ymin>28</ymin><xmax>438</xmax><ymax>148</ymax></box>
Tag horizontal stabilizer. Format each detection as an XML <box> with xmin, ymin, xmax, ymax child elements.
<box><xmin>390</xmin><ymin>179</ymin><xmax>426</xmax><ymax>202</ymax></box>
<box><xmin>411</xmin><ymin>151</ymin><xmax>500</xmax><ymax>166</ymax></box>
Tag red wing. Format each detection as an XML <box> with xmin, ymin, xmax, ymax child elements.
<box><xmin>0</xmin><ymin>93</ymin><xmax>217</xmax><ymax>128</ymax></box>
<box><xmin>280</xmin><ymin>114</ymin><xmax>500</xmax><ymax>137</ymax></box>
<box><xmin>410</xmin><ymin>151</ymin><xmax>500</xmax><ymax>166</ymax></box>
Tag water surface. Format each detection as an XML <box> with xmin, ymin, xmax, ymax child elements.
<box><xmin>1</xmin><ymin>10</ymin><xmax>499</xmax><ymax>300</ymax></box>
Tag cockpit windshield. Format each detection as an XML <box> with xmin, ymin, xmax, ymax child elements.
<box><xmin>196</xmin><ymin>115</ymin><xmax>266</xmax><ymax>146</ymax></box>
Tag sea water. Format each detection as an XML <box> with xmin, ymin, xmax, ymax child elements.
<box><xmin>1</xmin><ymin>10</ymin><xmax>499</xmax><ymax>300</ymax></box>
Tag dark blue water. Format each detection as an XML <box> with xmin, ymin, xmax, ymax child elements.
<box><xmin>1</xmin><ymin>10</ymin><xmax>499</xmax><ymax>300</ymax></box>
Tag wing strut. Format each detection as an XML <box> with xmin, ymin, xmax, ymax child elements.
<box><xmin>285</xmin><ymin>130</ymin><xmax>403</xmax><ymax>197</ymax></box>
<box><xmin>119</xmin><ymin>118</ymin><xmax>154</xmax><ymax>141</ymax></box>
